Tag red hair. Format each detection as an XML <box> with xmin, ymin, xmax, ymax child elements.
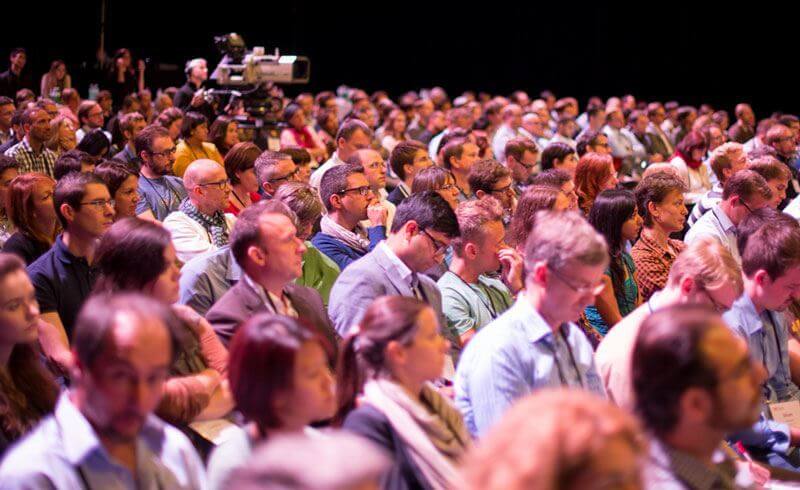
<box><xmin>575</xmin><ymin>153</ymin><xmax>614</xmax><ymax>214</ymax></box>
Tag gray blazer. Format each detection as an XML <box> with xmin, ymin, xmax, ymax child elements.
<box><xmin>207</xmin><ymin>279</ymin><xmax>339</xmax><ymax>362</ymax></box>
<box><xmin>328</xmin><ymin>244</ymin><xmax>443</xmax><ymax>337</ymax></box>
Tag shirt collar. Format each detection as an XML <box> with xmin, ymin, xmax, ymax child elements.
<box><xmin>509</xmin><ymin>295</ymin><xmax>561</xmax><ymax>344</ymax></box>
<box><xmin>730</xmin><ymin>293</ymin><xmax>764</xmax><ymax>335</ymax></box>
<box><xmin>637</xmin><ymin>231</ymin><xmax>676</xmax><ymax>260</ymax></box>
<box><xmin>711</xmin><ymin>204</ymin><xmax>736</xmax><ymax>234</ymax></box>
<box><xmin>226</xmin><ymin>248</ymin><xmax>242</xmax><ymax>282</ymax></box>
<box><xmin>378</xmin><ymin>241</ymin><xmax>414</xmax><ymax>284</ymax></box>
<box><xmin>55</xmin><ymin>392</ymin><xmax>104</xmax><ymax>465</ymax></box>
<box><xmin>54</xmin><ymin>234</ymin><xmax>82</xmax><ymax>265</ymax></box>
<box><xmin>662</xmin><ymin>441</ymin><xmax>738</xmax><ymax>490</ymax></box>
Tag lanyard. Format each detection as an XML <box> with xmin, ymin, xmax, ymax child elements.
<box><xmin>448</xmin><ymin>271</ymin><xmax>500</xmax><ymax>319</ymax></box>
<box><xmin>141</xmin><ymin>176</ymin><xmax>177</xmax><ymax>212</ymax></box>
<box><xmin>546</xmin><ymin>326</ymin><xmax>586</xmax><ymax>389</ymax></box>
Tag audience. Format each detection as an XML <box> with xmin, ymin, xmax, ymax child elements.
<box><xmin>503</xmin><ymin>137</ymin><xmax>539</xmax><ymax>195</ymax></box>
<box><xmin>254</xmin><ymin>149</ymin><xmax>299</xmax><ymax>198</ymax></box>
<box><xmin>208</xmin><ymin>115</ymin><xmax>240</xmax><ymax>158</ymax></box>
<box><xmin>310</xmin><ymin>119</ymin><xmax>372</xmax><ymax>189</ymax></box>
<box><xmin>207</xmin><ymin>314</ymin><xmax>336</xmax><ymax>489</ymax></box>
<box><xmin>748</xmin><ymin>155</ymin><xmax>791</xmax><ymax>209</ymax></box>
<box><xmin>339</xmin><ymin>296</ymin><xmax>470</xmax><ymax>490</ymax></box>
<box><xmin>347</xmin><ymin>148</ymin><xmax>396</xmax><ymax>228</ymax></box>
<box><xmin>163</xmin><ymin>159</ymin><xmax>236</xmax><ymax>263</ymax></box>
<box><xmin>468</xmin><ymin>158</ymin><xmax>517</xmax><ymax>221</ymax></box>
<box><xmin>112</xmin><ymin>111</ymin><xmax>146</xmax><ymax>167</ymax></box>
<box><xmin>4</xmin><ymin>106</ymin><xmax>56</xmax><ymax>177</ymax></box>
<box><xmin>0</xmin><ymin>293</ymin><xmax>207</xmax><ymax>488</ymax></box>
<box><xmin>669</xmin><ymin>129</ymin><xmax>712</xmax><ymax>205</ymax></box>
<box><xmin>507</xmin><ymin>185</ymin><xmax>570</xmax><ymax>250</ymax></box>
<box><xmin>441</xmin><ymin>138</ymin><xmax>480</xmax><ymax>203</ymax></box>
<box><xmin>0</xmin><ymin>156</ymin><xmax>18</xmax><ymax>246</ymax></box>
<box><xmin>455</xmin><ymin>211</ymin><xmax>608</xmax><ymax>436</ymax></box>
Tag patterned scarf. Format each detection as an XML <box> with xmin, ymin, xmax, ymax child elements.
<box><xmin>179</xmin><ymin>199</ymin><xmax>229</xmax><ymax>247</ymax></box>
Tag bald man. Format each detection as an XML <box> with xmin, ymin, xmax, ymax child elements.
<box><xmin>163</xmin><ymin>159</ymin><xmax>237</xmax><ymax>263</ymax></box>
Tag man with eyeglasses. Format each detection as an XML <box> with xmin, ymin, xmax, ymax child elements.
<box><xmin>596</xmin><ymin>237</ymin><xmax>743</xmax><ymax>411</ymax></box>
<box><xmin>347</xmin><ymin>148</ymin><xmax>396</xmax><ymax>229</ymax></box>
<box><xmin>455</xmin><ymin>211</ymin><xmax>608</xmax><ymax>436</ymax></box>
<box><xmin>686</xmin><ymin>169</ymin><xmax>773</xmax><ymax>267</ymax></box>
<box><xmin>504</xmin><ymin>137</ymin><xmax>540</xmax><ymax>195</ymax></box>
<box><xmin>75</xmin><ymin>100</ymin><xmax>111</xmax><ymax>144</ymax></box>
<box><xmin>163</xmin><ymin>159</ymin><xmax>235</xmax><ymax>264</ymax></box>
<box><xmin>312</xmin><ymin>164</ymin><xmax>387</xmax><ymax>271</ymax></box>
<box><xmin>328</xmin><ymin>192</ymin><xmax>459</xmax><ymax>342</ymax></box>
<box><xmin>722</xmin><ymin>211</ymin><xmax>800</xmax><ymax>470</ymax></box>
<box><xmin>254</xmin><ymin>149</ymin><xmax>300</xmax><ymax>198</ymax></box>
<box><xmin>469</xmin><ymin>158</ymin><xmax>518</xmax><ymax>223</ymax></box>
<box><xmin>134</xmin><ymin>125</ymin><xmax>187</xmax><ymax>221</ymax></box>
<box><xmin>765</xmin><ymin>124</ymin><xmax>800</xmax><ymax>207</ymax></box>
<box><xmin>28</xmin><ymin>173</ymin><xmax>115</xmax><ymax>366</ymax></box>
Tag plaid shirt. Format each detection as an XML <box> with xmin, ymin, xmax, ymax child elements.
<box><xmin>631</xmin><ymin>231</ymin><xmax>685</xmax><ymax>301</ymax></box>
<box><xmin>4</xmin><ymin>137</ymin><xmax>57</xmax><ymax>177</ymax></box>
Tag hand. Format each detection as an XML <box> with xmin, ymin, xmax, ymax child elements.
<box><xmin>367</xmin><ymin>201</ymin><xmax>388</xmax><ymax>227</ymax></box>
<box><xmin>171</xmin><ymin>304</ymin><xmax>204</xmax><ymax>336</ymax></box>
<box><xmin>735</xmin><ymin>460</ymin><xmax>769</xmax><ymax>488</ymax></box>
<box><xmin>190</xmin><ymin>89</ymin><xmax>205</xmax><ymax>108</ymax></box>
<box><xmin>498</xmin><ymin>247</ymin><xmax>524</xmax><ymax>294</ymax></box>
<box><xmin>137</xmin><ymin>59</ymin><xmax>146</xmax><ymax>73</ymax></box>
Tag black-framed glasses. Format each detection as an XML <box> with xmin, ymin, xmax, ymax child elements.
<box><xmin>741</xmin><ymin>200</ymin><xmax>754</xmax><ymax>213</ymax></box>
<box><xmin>149</xmin><ymin>146</ymin><xmax>177</xmax><ymax>157</ymax></box>
<box><xmin>197</xmin><ymin>179</ymin><xmax>231</xmax><ymax>190</ymax></box>
<box><xmin>547</xmin><ymin>265</ymin><xmax>606</xmax><ymax>296</ymax></box>
<box><xmin>268</xmin><ymin>167</ymin><xmax>300</xmax><ymax>183</ymax></box>
<box><xmin>337</xmin><ymin>185</ymin><xmax>371</xmax><ymax>197</ymax></box>
<box><xmin>702</xmin><ymin>287</ymin><xmax>729</xmax><ymax>313</ymax></box>
<box><xmin>491</xmin><ymin>183</ymin><xmax>516</xmax><ymax>196</ymax></box>
<box><xmin>421</xmin><ymin>229</ymin><xmax>448</xmax><ymax>254</ymax></box>
<box><xmin>80</xmin><ymin>198</ymin><xmax>116</xmax><ymax>209</ymax></box>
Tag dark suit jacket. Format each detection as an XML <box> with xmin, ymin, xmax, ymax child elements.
<box><xmin>207</xmin><ymin>279</ymin><xmax>339</xmax><ymax>362</ymax></box>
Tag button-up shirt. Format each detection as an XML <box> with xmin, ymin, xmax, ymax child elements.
<box><xmin>0</xmin><ymin>392</ymin><xmax>207</xmax><ymax>489</ymax></box>
<box><xmin>178</xmin><ymin>245</ymin><xmax>241</xmax><ymax>316</ymax></box>
<box><xmin>631</xmin><ymin>232</ymin><xmax>686</xmax><ymax>301</ymax></box>
<box><xmin>685</xmin><ymin>204</ymin><xmax>740</xmax><ymax>266</ymax></box>
<box><xmin>4</xmin><ymin>136</ymin><xmax>57</xmax><ymax>177</ymax></box>
<box><xmin>643</xmin><ymin>439</ymin><xmax>746</xmax><ymax>490</ymax></box>
<box><xmin>455</xmin><ymin>296</ymin><xmax>605</xmax><ymax>436</ymax></box>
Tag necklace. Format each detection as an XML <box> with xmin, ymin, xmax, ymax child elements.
<box><xmin>231</xmin><ymin>188</ymin><xmax>248</xmax><ymax>209</ymax></box>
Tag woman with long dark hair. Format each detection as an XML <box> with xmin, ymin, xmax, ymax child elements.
<box><xmin>0</xmin><ymin>253</ymin><xmax>59</xmax><ymax>455</ymax></box>
<box><xmin>206</xmin><ymin>314</ymin><xmax>336</xmax><ymax>490</ymax></box>
<box><xmin>584</xmin><ymin>190</ymin><xmax>643</xmax><ymax>337</ymax></box>
<box><xmin>208</xmin><ymin>115</ymin><xmax>240</xmax><ymax>157</ymax></box>
<box><xmin>92</xmin><ymin>218</ymin><xmax>232</xmax><ymax>426</ymax></box>
<box><xmin>338</xmin><ymin>296</ymin><xmax>470</xmax><ymax>490</ymax></box>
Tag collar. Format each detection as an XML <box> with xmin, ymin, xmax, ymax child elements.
<box><xmin>56</xmin><ymin>392</ymin><xmax>104</xmax><ymax>466</ymax></box>
<box><xmin>710</xmin><ymin>204</ymin><xmax>736</xmax><ymax>234</ymax></box>
<box><xmin>225</xmin><ymin>248</ymin><xmax>242</xmax><ymax>282</ymax></box>
<box><xmin>637</xmin><ymin>230</ymin><xmax>679</xmax><ymax>260</ymax></box>
<box><xmin>54</xmin><ymin>234</ymin><xmax>86</xmax><ymax>265</ymax></box>
<box><xmin>508</xmin><ymin>295</ymin><xmax>564</xmax><ymax>344</ymax></box>
<box><xmin>659</xmin><ymin>440</ymin><xmax>738</xmax><ymax>490</ymax></box>
<box><xmin>378</xmin><ymin>241</ymin><xmax>414</xmax><ymax>284</ymax></box>
<box><xmin>729</xmin><ymin>293</ymin><xmax>765</xmax><ymax>336</ymax></box>
<box><xmin>397</xmin><ymin>182</ymin><xmax>410</xmax><ymax>198</ymax></box>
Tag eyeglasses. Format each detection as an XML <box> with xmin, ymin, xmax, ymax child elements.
<box><xmin>421</xmin><ymin>229</ymin><xmax>449</xmax><ymax>254</ymax></box>
<box><xmin>491</xmin><ymin>183</ymin><xmax>516</xmax><ymax>196</ymax></box>
<box><xmin>197</xmin><ymin>179</ymin><xmax>231</xmax><ymax>190</ymax></box>
<box><xmin>268</xmin><ymin>167</ymin><xmax>300</xmax><ymax>183</ymax></box>
<box><xmin>80</xmin><ymin>198</ymin><xmax>115</xmax><ymax>209</ymax></box>
<box><xmin>337</xmin><ymin>185</ymin><xmax>371</xmax><ymax>197</ymax></box>
<box><xmin>547</xmin><ymin>265</ymin><xmax>606</xmax><ymax>296</ymax></box>
<box><xmin>149</xmin><ymin>146</ymin><xmax>177</xmax><ymax>157</ymax></box>
<box><xmin>740</xmin><ymin>200</ymin><xmax>754</xmax><ymax>214</ymax></box>
<box><xmin>702</xmin><ymin>287</ymin><xmax>729</xmax><ymax>313</ymax></box>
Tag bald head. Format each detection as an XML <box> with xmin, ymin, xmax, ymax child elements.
<box><xmin>183</xmin><ymin>159</ymin><xmax>225</xmax><ymax>189</ymax></box>
<box><xmin>642</xmin><ymin>162</ymin><xmax>681</xmax><ymax>180</ymax></box>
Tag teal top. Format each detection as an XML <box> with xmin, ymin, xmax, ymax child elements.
<box><xmin>296</xmin><ymin>242</ymin><xmax>341</xmax><ymax>307</ymax></box>
<box><xmin>437</xmin><ymin>271</ymin><xmax>514</xmax><ymax>346</ymax></box>
<box><xmin>584</xmin><ymin>252</ymin><xmax>639</xmax><ymax>336</ymax></box>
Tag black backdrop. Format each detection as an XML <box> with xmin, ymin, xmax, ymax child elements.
<box><xmin>2</xmin><ymin>1</ymin><xmax>797</xmax><ymax>116</ymax></box>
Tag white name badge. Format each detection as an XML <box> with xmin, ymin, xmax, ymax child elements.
<box><xmin>769</xmin><ymin>400</ymin><xmax>800</xmax><ymax>427</ymax></box>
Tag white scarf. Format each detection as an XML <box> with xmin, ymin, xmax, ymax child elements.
<box><xmin>361</xmin><ymin>379</ymin><xmax>469</xmax><ymax>490</ymax></box>
<box><xmin>320</xmin><ymin>214</ymin><xmax>370</xmax><ymax>253</ymax></box>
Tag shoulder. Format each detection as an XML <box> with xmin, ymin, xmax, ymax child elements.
<box><xmin>27</xmin><ymin>248</ymin><xmax>56</xmax><ymax>277</ymax></box>
<box><xmin>343</xmin><ymin>404</ymin><xmax>393</xmax><ymax>443</ymax></box>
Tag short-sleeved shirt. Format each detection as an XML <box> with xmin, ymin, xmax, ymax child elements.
<box><xmin>437</xmin><ymin>271</ymin><xmax>513</xmax><ymax>341</ymax></box>
<box><xmin>27</xmin><ymin>235</ymin><xmax>97</xmax><ymax>339</ymax></box>
<box><xmin>137</xmin><ymin>175</ymin><xmax>188</xmax><ymax>221</ymax></box>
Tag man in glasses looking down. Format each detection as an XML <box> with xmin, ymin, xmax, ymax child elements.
<box><xmin>163</xmin><ymin>159</ymin><xmax>236</xmax><ymax>263</ymax></box>
<box><xmin>455</xmin><ymin>210</ymin><xmax>608</xmax><ymax>437</ymax></box>
<box><xmin>313</xmin><ymin>164</ymin><xmax>388</xmax><ymax>271</ymax></box>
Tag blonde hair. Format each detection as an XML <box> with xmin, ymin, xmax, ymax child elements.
<box><xmin>462</xmin><ymin>389</ymin><xmax>645</xmax><ymax>490</ymax></box>
<box><xmin>708</xmin><ymin>142</ymin><xmax>744</xmax><ymax>182</ymax></box>
<box><xmin>667</xmin><ymin>237</ymin><xmax>743</xmax><ymax>294</ymax></box>
<box><xmin>451</xmin><ymin>197</ymin><xmax>504</xmax><ymax>256</ymax></box>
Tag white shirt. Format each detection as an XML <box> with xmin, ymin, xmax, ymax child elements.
<box><xmin>163</xmin><ymin>211</ymin><xmax>237</xmax><ymax>264</ymax></box>
<box><xmin>669</xmin><ymin>154</ymin><xmax>712</xmax><ymax>205</ymax></box>
<box><xmin>309</xmin><ymin>152</ymin><xmax>345</xmax><ymax>190</ymax></box>
<box><xmin>685</xmin><ymin>204</ymin><xmax>740</xmax><ymax>265</ymax></box>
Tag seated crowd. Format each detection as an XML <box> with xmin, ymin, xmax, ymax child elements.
<box><xmin>4</xmin><ymin>46</ymin><xmax>800</xmax><ymax>489</ymax></box>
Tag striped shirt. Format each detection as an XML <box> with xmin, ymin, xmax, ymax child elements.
<box><xmin>688</xmin><ymin>185</ymin><xmax>724</xmax><ymax>227</ymax></box>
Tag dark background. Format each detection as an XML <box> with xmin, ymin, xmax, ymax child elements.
<box><xmin>2</xmin><ymin>1</ymin><xmax>796</xmax><ymax>116</ymax></box>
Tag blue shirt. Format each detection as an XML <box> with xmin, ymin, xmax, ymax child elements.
<box><xmin>136</xmin><ymin>175</ymin><xmax>188</xmax><ymax>221</ymax></box>
<box><xmin>0</xmin><ymin>392</ymin><xmax>207</xmax><ymax>489</ymax></box>
<box><xmin>178</xmin><ymin>245</ymin><xmax>241</xmax><ymax>316</ymax></box>
<box><xmin>27</xmin><ymin>234</ymin><xmax>96</xmax><ymax>340</ymax></box>
<box><xmin>311</xmin><ymin>226</ymin><xmax>386</xmax><ymax>271</ymax></box>
<box><xmin>454</xmin><ymin>296</ymin><xmax>605</xmax><ymax>436</ymax></box>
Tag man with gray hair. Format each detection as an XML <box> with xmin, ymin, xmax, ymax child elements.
<box><xmin>455</xmin><ymin>210</ymin><xmax>609</xmax><ymax>436</ymax></box>
<box><xmin>254</xmin><ymin>150</ymin><xmax>300</xmax><ymax>198</ymax></box>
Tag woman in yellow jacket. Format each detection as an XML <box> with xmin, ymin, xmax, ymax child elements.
<box><xmin>173</xmin><ymin>111</ymin><xmax>224</xmax><ymax>177</ymax></box>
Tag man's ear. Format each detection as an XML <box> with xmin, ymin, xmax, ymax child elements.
<box><xmin>60</xmin><ymin>203</ymin><xmax>75</xmax><ymax>224</ymax></box>
<box><xmin>329</xmin><ymin>193</ymin><xmax>343</xmax><ymax>211</ymax></box>
<box><xmin>403</xmin><ymin>220</ymin><xmax>419</xmax><ymax>241</ymax></box>
<box><xmin>246</xmin><ymin>244</ymin><xmax>267</xmax><ymax>267</ymax></box>
<box><xmin>475</xmin><ymin>190</ymin><xmax>487</xmax><ymax>200</ymax></box>
<box><xmin>464</xmin><ymin>242</ymin><xmax>479</xmax><ymax>260</ymax></box>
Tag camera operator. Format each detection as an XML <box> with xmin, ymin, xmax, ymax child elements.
<box><xmin>174</xmin><ymin>58</ymin><xmax>216</xmax><ymax>123</ymax></box>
